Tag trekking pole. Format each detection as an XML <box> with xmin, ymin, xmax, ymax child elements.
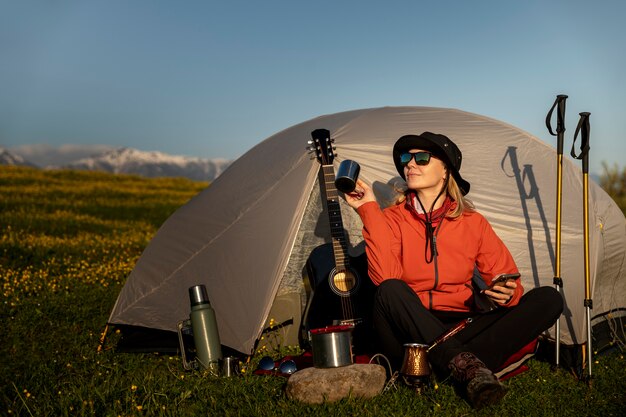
<box><xmin>545</xmin><ymin>94</ymin><xmax>568</xmax><ymax>367</ymax></box>
<box><xmin>570</xmin><ymin>112</ymin><xmax>592</xmax><ymax>382</ymax></box>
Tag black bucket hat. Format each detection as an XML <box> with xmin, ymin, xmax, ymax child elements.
<box><xmin>392</xmin><ymin>131</ymin><xmax>471</xmax><ymax>195</ymax></box>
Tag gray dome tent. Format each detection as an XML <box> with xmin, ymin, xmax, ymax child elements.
<box><xmin>108</xmin><ymin>106</ymin><xmax>626</xmax><ymax>357</ymax></box>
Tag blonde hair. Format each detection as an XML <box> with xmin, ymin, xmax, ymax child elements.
<box><xmin>392</xmin><ymin>174</ymin><xmax>474</xmax><ymax>219</ymax></box>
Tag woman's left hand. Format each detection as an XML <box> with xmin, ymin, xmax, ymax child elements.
<box><xmin>484</xmin><ymin>281</ymin><xmax>517</xmax><ymax>305</ymax></box>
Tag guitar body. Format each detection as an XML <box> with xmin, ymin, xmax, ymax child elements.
<box><xmin>304</xmin><ymin>244</ymin><xmax>376</xmax><ymax>354</ymax></box>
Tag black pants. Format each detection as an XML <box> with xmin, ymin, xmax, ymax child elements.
<box><xmin>372</xmin><ymin>279</ymin><xmax>563</xmax><ymax>375</ymax></box>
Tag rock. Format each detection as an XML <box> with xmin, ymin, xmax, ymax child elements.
<box><xmin>285</xmin><ymin>363</ymin><xmax>387</xmax><ymax>404</ymax></box>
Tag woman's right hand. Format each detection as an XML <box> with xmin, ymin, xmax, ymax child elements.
<box><xmin>344</xmin><ymin>179</ymin><xmax>376</xmax><ymax>210</ymax></box>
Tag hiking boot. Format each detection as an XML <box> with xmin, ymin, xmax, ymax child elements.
<box><xmin>448</xmin><ymin>352</ymin><xmax>508</xmax><ymax>409</ymax></box>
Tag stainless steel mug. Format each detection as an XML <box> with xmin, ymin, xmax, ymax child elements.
<box><xmin>221</xmin><ymin>356</ymin><xmax>239</xmax><ymax>377</ymax></box>
<box><xmin>309</xmin><ymin>324</ymin><xmax>354</xmax><ymax>368</ymax></box>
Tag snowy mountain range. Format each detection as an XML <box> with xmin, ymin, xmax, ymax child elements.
<box><xmin>0</xmin><ymin>147</ymin><xmax>37</xmax><ymax>167</ymax></box>
<box><xmin>0</xmin><ymin>146</ymin><xmax>231</xmax><ymax>182</ymax></box>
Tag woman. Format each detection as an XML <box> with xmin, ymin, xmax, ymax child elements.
<box><xmin>345</xmin><ymin>132</ymin><xmax>563</xmax><ymax>409</ymax></box>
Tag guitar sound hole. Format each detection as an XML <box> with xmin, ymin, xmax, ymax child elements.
<box><xmin>329</xmin><ymin>269</ymin><xmax>359</xmax><ymax>296</ymax></box>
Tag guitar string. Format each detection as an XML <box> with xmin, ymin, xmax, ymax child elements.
<box><xmin>323</xmin><ymin>165</ymin><xmax>356</xmax><ymax>322</ymax></box>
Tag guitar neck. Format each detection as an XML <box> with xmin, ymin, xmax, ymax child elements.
<box><xmin>321</xmin><ymin>164</ymin><xmax>350</xmax><ymax>271</ymax></box>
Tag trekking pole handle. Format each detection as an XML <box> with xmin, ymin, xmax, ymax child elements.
<box><xmin>571</xmin><ymin>112</ymin><xmax>591</xmax><ymax>174</ymax></box>
<box><xmin>546</xmin><ymin>94</ymin><xmax>568</xmax><ymax>154</ymax></box>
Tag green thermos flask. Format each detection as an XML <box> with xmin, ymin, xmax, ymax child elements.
<box><xmin>177</xmin><ymin>284</ymin><xmax>223</xmax><ymax>372</ymax></box>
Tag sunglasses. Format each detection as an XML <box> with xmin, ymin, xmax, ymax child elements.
<box><xmin>399</xmin><ymin>151</ymin><xmax>433</xmax><ymax>166</ymax></box>
<box><xmin>256</xmin><ymin>356</ymin><xmax>297</xmax><ymax>375</ymax></box>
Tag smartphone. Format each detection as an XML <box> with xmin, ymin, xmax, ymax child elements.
<box><xmin>482</xmin><ymin>273</ymin><xmax>521</xmax><ymax>292</ymax></box>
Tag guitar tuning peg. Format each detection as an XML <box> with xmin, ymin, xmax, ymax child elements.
<box><xmin>307</xmin><ymin>140</ymin><xmax>313</xmax><ymax>145</ymax></box>
<box><xmin>330</xmin><ymin>138</ymin><xmax>335</xmax><ymax>143</ymax></box>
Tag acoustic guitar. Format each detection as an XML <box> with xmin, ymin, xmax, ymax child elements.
<box><xmin>304</xmin><ymin>128</ymin><xmax>375</xmax><ymax>353</ymax></box>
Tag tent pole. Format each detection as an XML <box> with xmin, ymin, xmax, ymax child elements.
<box><xmin>571</xmin><ymin>112</ymin><xmax>592</xmax><ymax>382</ymax></box>
<box><xmin>545</xmin><ymin>94</ymin><xmax>568</xmax><ymax>368</ymax></box>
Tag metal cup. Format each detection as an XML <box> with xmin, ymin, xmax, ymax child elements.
<box><xmin>310</xmin><ymin>328</ymin><xmax>354</xmax><ymax>368</ymax></box>
<box><xmin>221</xmin><ymin>356</ymin><xmax>239</xmax><ymax>377</ymax></box>
<box><xmin>335</xmin><ymin>160</ymin><xmax>361</xmax><ymax>193</ymax></box>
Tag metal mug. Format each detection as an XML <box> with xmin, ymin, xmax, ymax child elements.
<box><xmin>309</xmin><ymin>324</ymin><xmax>354</xmax><ymax>368</ymax></box>
<box><xmin>220</xmin><ymin>356</ymin><xmax>239</xmax><ymax>377</ymax></box>
<box><xmin>335</xmin><ymin>159</ymin><xmax>361</xmax><ymax>193</ymax></box>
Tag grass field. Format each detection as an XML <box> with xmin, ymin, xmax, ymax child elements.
<box><xmin>1</xmin><ymin>165</ymin><xmax>625</xmax><ymax>416</ymax></box>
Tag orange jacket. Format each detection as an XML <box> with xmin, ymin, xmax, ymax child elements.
<box><xmin>357</xmin><ymin>200</ymin><xmax>523</xmax><ymax>312</ymax></box>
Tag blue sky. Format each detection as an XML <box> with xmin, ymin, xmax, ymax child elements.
<box><xmin>1</xmin><ymin>0</ymin><xmax>624</xmax><ymax>174</ymax></box>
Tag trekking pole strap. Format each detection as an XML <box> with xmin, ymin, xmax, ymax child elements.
<box><xmin>570</xmin><ymin>112</ymin><xmax>591</xmax><ymax>172</ymax></box>
<box><xmin>546</xmin><ymin>94</ymin><xmax>568</xmax><ymax>153</ymax></box>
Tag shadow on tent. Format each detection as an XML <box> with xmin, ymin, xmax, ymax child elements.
<box><xmin>503</xmin><ymin>146</ymin><xmax>625</xmax><ymax>377</ymax></box>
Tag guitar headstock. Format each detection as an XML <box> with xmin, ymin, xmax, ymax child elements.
<box><xmin>308</xmin><ymin>128</ymin><xmax>335</xmax><ymax>165</ymax></box>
